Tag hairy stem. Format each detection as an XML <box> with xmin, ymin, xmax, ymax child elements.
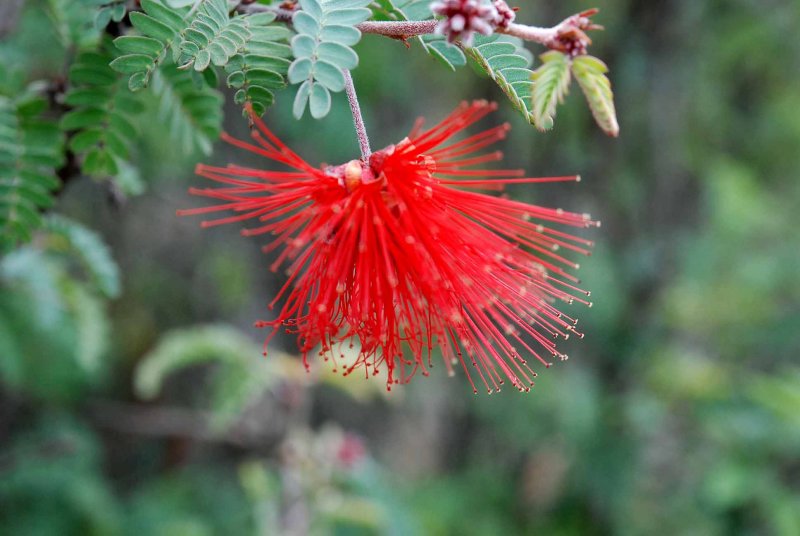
<box><xmin>501</xmin><ymin>22</ymin><xmax>559</xmax><ymax>44</ymax></box>
<box><xmin>344</xmin><ymin>70</ymin><xmax>371</xmax><ymax>160</ymax></box>
<box><xmin>236</xmin><ymin>3</ymin><xmax>582</xmax><ymax>48</ymax></box>
<box><xmin>355</xmin><ymin>20</ymin><xmax>437</xmax><ymax>37</ymax></box>
<box><xmin>355</xmin><ymin>20</ymin><xmax>560</xmax><ymax>45</ymax></box>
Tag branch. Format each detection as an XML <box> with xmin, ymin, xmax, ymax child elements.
<box><xmin>356</xmin><ymin>20</ymin><xmax>437</xmax><ymax>38</ymax></box>
<box><xmin>235</xmin><ymin>2</ymin><xmax>601</xmax><ymax>51</ymax></box>
<box><xmin>354</xmin><ymin>16</ymin><xmax>599</xmax><ymax>52</ymax></box>
<box><xmin>503</xmin><ymin>22</ymin><xmax>559</xmax><ymax>45</ymax></box>
<box><xmin>354</xmin><ymin>20</ymin><xmax>559</xmax><ymax>44</ymax></box>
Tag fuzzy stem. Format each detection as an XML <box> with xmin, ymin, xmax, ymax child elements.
<box><xmin>356</xmin><ymin>20</ymin><xmax>438</xmax><ymax>37</ymax></box>
<box><xmin>236</xmin><ymin>3</ymin><xmax>583</xmax><ymax>48</ymax></box>
<box><xmin>344</xmin><ymin>70</ymin><xmax>371</xmax><ymax>160</ymax></box>
<box><xmin>355</xmin><ymin>20</ymin><xmax>559</xmax><ymax>45</ymax></box>
<box><xmin>501</xmin><ymin>22</ymin><xmax>559</xmax><ymax>44</ymax></box>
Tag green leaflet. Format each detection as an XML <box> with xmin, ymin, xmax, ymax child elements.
<box><xmin>289</xmin><ymin>0</ymin><xmax>373</xmax><ymax>119</ymax></box>
<box><xmin>224</xmin><ymin>14</ymin><xmax>292</xmax><ymax>116</ymax></box>
<box><xmin>110</xmin><ymin>0</ymin><xmax>188</xmax><ymax>91</ymax></box>
<box><xmin>43</xmin><ymin>214</ymin><xmax>121</xmax><ymax>299</ymax></box>
<box><xmin>572</xmin><ymin>55</ymin><xmax>619</xmax><ymax>137</ymax></box>
<box><xmin>422</xmin><ymin>34</ymin><xmax>467</xmax><ymax>71</ymax></box>
<box><xmin>466</xmin><ymin>35</ymin><xmax>536</xmax><ymax>124</ymax></box>
<box><xmin>150</xmin><ymin>65</ymin><xmax>223</xmax><ymax>155</ymax></box>
<box><xmin>0</xmin><ymin>96</ymin><xmax>64</xmax><ymax>252</ymax></box>
<box><xmin>530</xmin><ymin>50</ymin><xmax>572</xmax><ymax>131</ymax></box>
<box><xmin>113</xmin><ymin>0</ymin><xmax>291</xmax><ymax>116</ymax></box>
<box><xmin>62</xmin><ymin>46</ymin><xmax>145</xmax><ymax>179</ymax></box>
<box><xmin>178</xmin><ymin>0</ymin><xmax>250</xmax><ymax>71</ymax></box>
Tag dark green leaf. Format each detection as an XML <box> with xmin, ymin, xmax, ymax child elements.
<box><xmin>114</xmin><ymin>36</ymin><xmax>163</xmax><ymax>57</ymax></box>
<box><xmin>129</xmin><ymin>12</ymin><xmax>176</xmax><ymax>43</ymax></box>
<box><xmin>109</xmin><ymin>54</ymin><xmax>155</xmax><ymax>75</ymax></box>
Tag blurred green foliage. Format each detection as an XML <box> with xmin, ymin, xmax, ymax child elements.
<box><xmin>1</xmin><ymin>0</ymin><xmax>799</xmax><ymax>535</ymax></box>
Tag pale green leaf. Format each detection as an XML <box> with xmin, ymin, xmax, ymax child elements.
<box><xmin>293</xmin><ymin>11</ymin><xmax>319</xmax><ymax>35</ymax></box>
<box><xmin>317</xmin><ymin>41</ymin><xmax>358</xmax><ymax>70</ymax></box>
<box><xmin>293</xmin><ymin>80</ymin><xmax>312</xmax><ymax>118</ymax></box>
<box><xmin>325</xmin><ymin>8</ymin><xmax>371</xmax><ymax>26</ymax></box>
<box><xmin>531</xmin><ymin>50</ymin><xmax>572</xmax><ymax>131</ymax></box>
<box><xmin>292</xmin><ymin>34</ymin><xmax>317</xmax><ymax>59</ymax></box>
<box><xmin>572</xmin><ymin>55</ymin><xmax>620</xmax><ymax>137</ymax></box>
<box><xmin>319</xmin><ymin>24</ymin><xmax>361</xmax><ymax>46</ymax></box>
<box><xmin>288</xmin><ymin>58</ymin><xmax>313</xmax><ymax>83</ymax></box>
<box><xmin>313</xmin><ymin>61</ymin><xmax>345</xmax><ymax>91</ymax></box>
<box><xmin>309</xmin><ymin>83</ymin><xmax>331</xmax><ymax>119</ymax></box>
<box><xmin>298</xmin><ymin>0</ymin><xmax>322</xmax><ymax>21</ymax></box>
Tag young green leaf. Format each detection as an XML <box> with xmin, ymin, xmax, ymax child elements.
<box><xmin>111</xmin><ymin>0</ymin><xmax>187</xmax><ymax>90</ymax></box>
<box><xmin>572</xmin><ymin>55</ymin><xmax>620</xmax><ymax>137</ymax></box>
<box><xmin>531</xmin><ymin>51</ymin><xmax>572</xmax><ymax>131</ymax></box>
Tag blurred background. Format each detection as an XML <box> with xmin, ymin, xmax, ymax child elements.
<box><xmin>2</xmin><ymin>0</ymin><xmax>800</xmax><ymax>534</ymax></box>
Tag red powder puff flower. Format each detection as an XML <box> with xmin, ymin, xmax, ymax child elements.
<box><xmin>179</xmin><ymin>101</ymin><xmax>598</xmax><ymax>394</ymax></box>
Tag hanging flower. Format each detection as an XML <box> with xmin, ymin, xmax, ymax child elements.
<box><xmin>179</xmin><ymin>101</ymin><xmax>597</xmax><ymax>394</ymax></box>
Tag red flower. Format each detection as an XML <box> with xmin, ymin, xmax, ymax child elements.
<box><xmin>179</xmin><ymin>101</ymin><xmax>597</xmax><ymax>393</ymax></box>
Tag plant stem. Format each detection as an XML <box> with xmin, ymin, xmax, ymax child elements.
<box><xmin>236</xmin><ymin>4</ymin><xmax>581</xmax><ymax>48</ymax></box>
<box><xmin>344</xmin><ymin>70</ymin><xmax>371</xmax><ymax>161</ymax></box>
<box><xmin>501</xmin><ymin>22</ymin><xmax>559</xmax><ymax>44</ymax></box>
<box><xmin>355</xmin><ymin>20</ymin><xmax>437</xmax><ymax>38</ymax></box>
<box><xmin>354</xmin><ymin>20</ymin><xmax>559</xmax><ymax>45</ymax></box>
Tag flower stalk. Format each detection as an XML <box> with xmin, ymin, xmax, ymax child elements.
<box><xmin>343</xmin><ymin>70</ymin><xmax>371</xmax><ymax>161</ymax></box>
